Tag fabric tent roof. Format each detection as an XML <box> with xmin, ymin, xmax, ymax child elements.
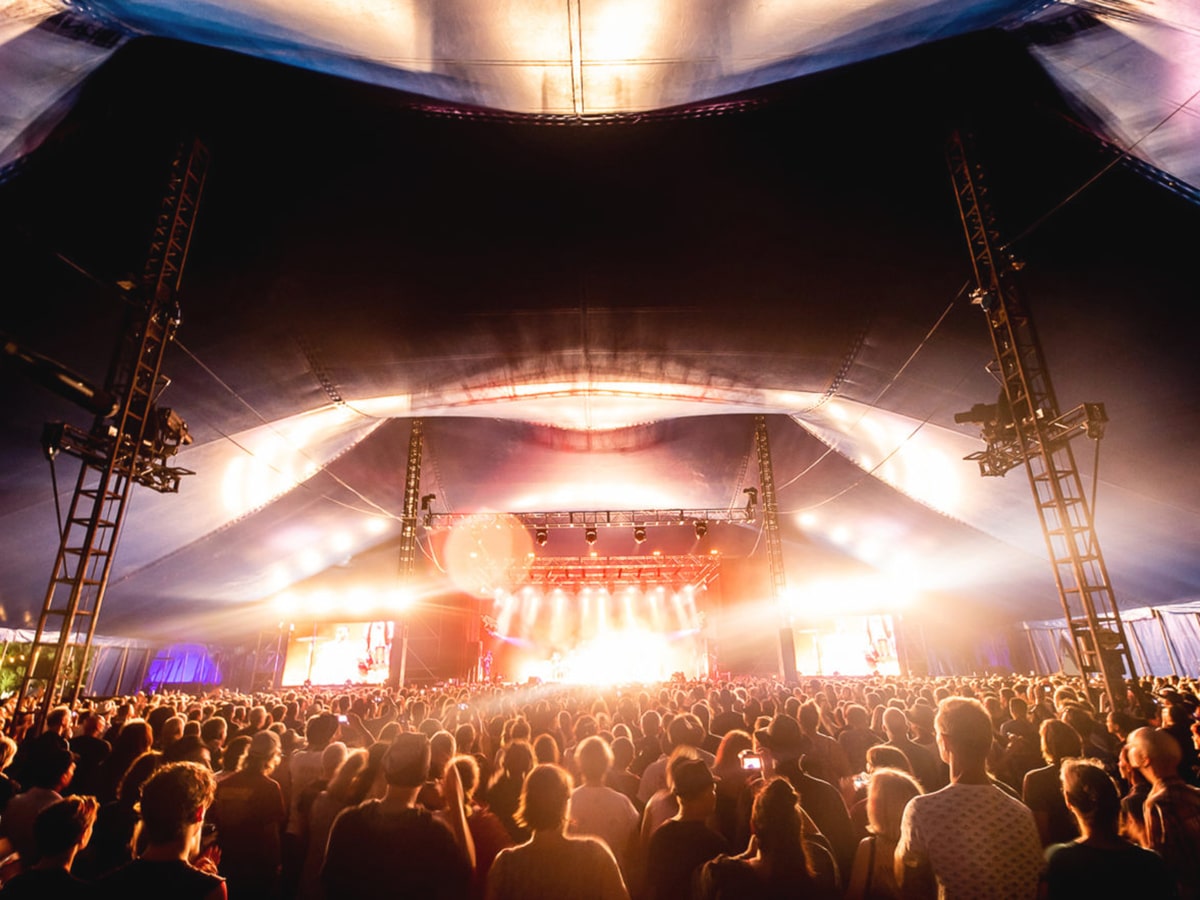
<box><xmin>0</xmin><ymin>5</ymin><xmax>1197</xmax><ymax>645</ymax></box>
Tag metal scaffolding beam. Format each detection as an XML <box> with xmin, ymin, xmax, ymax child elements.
<box><xmin>754</xmin><ymin>415</ymin><xmax>796</xmax><ymax>681</ymax></box>
<box><xmin>948</xmin><ymin>131</ymin><xmax>1135</xmax><ymax>711</ymax></box>
<box><xmin>14</xmin><ymin>139</ymin><xmax>208</xmax><ymax>725</ymax></box>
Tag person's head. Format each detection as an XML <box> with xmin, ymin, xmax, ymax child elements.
<box><xmin>713</xmin><ymin>729</ymin><xmax>753</xmax><ymax>775</ymax></box>
<box><xmin>667</xmin><ymin>713</ymin><xmax>703</xmax><ymax>750</ymax></box>
<box><xmin>844</xmin><ymin>705</ymin><xmax>869</xmax><ymax>729</ymax></box>
<box><xmin>138</xmin><ymin>762</ymin><xmax>216</xmax><ymax>848</ymax></box>
<box><xmin>117</xmin><ymin>751</ymin><xmax>163</xmax><ymax>804</ymax></box>
<box><xmin>1060</xmin><ymin>757</ymin><xmax>1120</xmax><ymax>835</ymax></box>
<box><xmin>1128</xmin><ymin>727</ymin><xmax>1182</xmax><ymax>783</ymax></box>
<box><xmin>28</xmin><ymin>746</ymin><xmax>76</xmax><ymax>791</ymax></box>
<box><xmin>221</xmin><ymin>735</ymin><xmax>252</xmax><ymax>773</ymax></box>
<box><xmin>798</xmin><ymin>701</ymin><xmax>821</xmax><ymax>735</ymax></box>
<box><xmin>242</xmin><ymin>730</ymin><xmax>282</xmax><ymax>775</ymax></box>
<box><xmin>448</xmin><ymin>754</ymin><xmax>481</xmax><ymax>800</ymax></box>
<box><xmin>754</xmin><ymin>715</ymin><xmax>803</xmax><ymax>762</ymax></box>
<box><xmin>577</xmin><ymin>735</ymin><xmax>613</xmax><ymax>785</ymax></box>
<box><xmin>113</xmin><ymin>719</ymin><xmax>154</xmax><ymax>760</ymax></box>
<box><xmin>935</xmin><ymin>697</ymin><xmax>993</xmax><ymax>766</ymax></box>
<box><xmin>866</xmin><ymin>768</ymin><xmax>922</xmax><ymax>842</ymax></box>
<box><xmin>429</xmin><ymin>730</ymin><xmax>456</xmax><ymax>778</ymax></box>
<box><xmin>516</xmin><ymin>764</ymin><xmax>572</xmax><ymax>833</ymax></box>
<box><xmin>80</xmin><ymin>712</ymin><xmax>106</xmax><ymax>738</ymax></box>
<box><xmin>162</xmin><ymin>734</ymin><xmax>212</xmax><ymax>768</ymax></box>
<box><xmin>532</xmin><ymin>732</ymin><xmax>560</xmax><ymax>765</ymax></box>
<box><xmin>383</xmin><ymin>732</ymin><xmax>432</xmax><ymax>788</ymax></box>
<box><xmin>1009</xmin><ymin>697</ymin><xmax>1029</xmax><ymax>720</ymax></box>
<box><xmin>750</xmin><ymin>777</ymin><xmax>805</xmax><ymax>861</ymax></box>
<box><xmin>865</xmin><ymin>743</ymin><xmax>912</xmax><ymax>775</ymax></box>
<box><xmin>160</xmin><ymin>715</ymin><xmax>186</xmax><ymax>748</ymax></box>
<box><xmin>501</xmin><ymin>740</ymin><xmax>534</xmax><ymax>778</ymax></box>
<box><xmin>1040</xmin><ymin>718</ymin><xmax>1084</xmax><ymax>765</ymax></box>
<box><xmin>33</xmin><ymin>794</ymin><xmax>98</xmax><ymax>859</ymax></box>
<box><xmin>199</xmin><ymin>716</ymin><xmax>227</xmax><ymax>748</ymax></box>
<box><xmin>305</xmin><ymin>713</ymin><xmax>340</xmax><ymax>750</ymax></box>
<box><xmin>611</xmin><ymin>735</ymin><xmax>634</xmax><ymax>771</ymax></box>
<box><xmin>45</xmin><ymin>706</ymin><xmax>73</xmax><ymax>739</ymax></box>
<box><xmin>670</xmin><ymin>757</ymin><xmax>716</xmax><ymax>815</ymax></box>
<box><xmin>321</xmin><ymin>741</ymin><xmax>348</xmax><ymax>779</ymax></box>
<box><xmin>882</xmin><ymin>707</ymin><xmax>910</xmax><ymax>742</ymax></box>
<box><xmin>327</xmin><ymin>750</ymin><xmax>368</xmax><ymax>803</ymax></box>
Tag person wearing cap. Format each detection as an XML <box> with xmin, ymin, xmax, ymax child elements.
<box><xmin>643</xmin><ymin>756</ymin><xmax>728</xmax><ymax>900</ymax></box>
<box><xmin>210</xmin><ymin>728</ymin><xmax>287</xmax><ymax>898</ymax></box>
<box><xmin>753</xmin><ymin>713</ymin><xmax>857</xmax><ymax>884</ymax></box>
<box><xmin>895</xmin><ymin>697</ymin><xmax>1041</xmax><ymax>899</ymax></box>
<box><xmin>321</xmin><ymin>731</ymin><xmax>472</xmax><ymax>898</ymax></box>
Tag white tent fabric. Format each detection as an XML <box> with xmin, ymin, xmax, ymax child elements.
<box><xmin>2</xmin><ymin>1</ymin><xmax>1198</xmax><ymax>195</ymax></box>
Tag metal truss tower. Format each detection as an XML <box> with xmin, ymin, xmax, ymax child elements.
<box><xmin>16</xmin><ymin>139</ymin><xmax>209</xmax><ymax>724</ymax></box>
<box><xmin>948</xmin><ymin>131</ymin><xmax>1135</xmax><ymax>711</ymax></box>
<box><xmin>391</xmin><ymin>419</ymin><xmax>424</xmax><ymax>687</ymax></box>
<box><xmin>754</xmin><ymin>415</ymin><xmax>797</xmax><ymax>682</ymax></box>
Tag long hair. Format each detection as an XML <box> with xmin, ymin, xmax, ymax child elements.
<box><xmin>751</xmin><ymin>777</ymin><xmax>815</xmax><ymax>879</ymax></box>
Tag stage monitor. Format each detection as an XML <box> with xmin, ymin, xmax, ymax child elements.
<box><xmin>281</xmin><ymin>621</ymin><xmax>392</xmax><ymax>686</ymax></box>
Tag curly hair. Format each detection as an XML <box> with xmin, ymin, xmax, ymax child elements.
<box><xmin>137</xmin><ymin>762</ymin><xmax>216</xmax><ymax>845</ymax></box>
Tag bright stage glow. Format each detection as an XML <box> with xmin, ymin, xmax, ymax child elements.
<box><xmin>513</xmin><ymin>628</ymin><xmax>701</xmax><ymax>685</ymax></box>
<box><xmin>792</xmin><ymin>614</ymin><xmax>901</xmax><ymax>677</ymax></box>
<box><xmin>785</xmin><ymin>575</ymin><xmax>918</xmax><ymax>619</ymax></box>
<box><xmin>269</xmin><ymin>584</ymin><xmax>416</xmax><ymax>619</ymax></box>
<box><xmin>493</xmin><ymin>582</ymin><xmax>707</xmax><ymax>684</ymax></box>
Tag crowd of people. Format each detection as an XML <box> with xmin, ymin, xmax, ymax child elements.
<box><xmin>0</xmin><ymin>670</ymin><xmax>1196</xmax><ymax>898</ymax></box>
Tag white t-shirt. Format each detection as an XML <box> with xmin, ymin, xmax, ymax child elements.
<box><xmin>567</xmin><ymin>784</ymin><xmax>639</xmax><ymax>876</ymax></box>
<box><xmin>895</xmin><ymin>782</ymin><xmax>1042</xmax><ymax>900</ymax></box>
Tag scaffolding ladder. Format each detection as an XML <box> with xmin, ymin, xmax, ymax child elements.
<box><xmin>947</xmin><ymin>131</ymin><xmax>1135</xmax><ymax>711</ymax></box>
<box><xmin>14</xmin><ymin>139</ymin><xmax>209</xmax><ymax>725</ymax></box>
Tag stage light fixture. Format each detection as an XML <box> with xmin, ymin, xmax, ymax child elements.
<box><xmin>694</xmin><ymin>520</ymin><xmax>708</xmax><ymax>539</ymax></box>
<box><xmin>535</xmin><ymin>527</ymin><xmax>549</xmax><ymax>546</ymax></box>
<box><xmin>633</xmin><ymin>525</ymin><xmax>647</xmax><ymax>544</ymax></box>
<box><xmin>585</xmin><ymin>526</ymin><xmax>598</xmax><ymax>545</ymax></box>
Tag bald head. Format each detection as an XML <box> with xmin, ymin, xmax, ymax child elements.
<box><xmin>1128</xmin><ymin>727</ymin><xmax>1182</xmax><ymax>782</ymax></box>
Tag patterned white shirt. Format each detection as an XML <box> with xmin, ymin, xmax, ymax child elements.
<box><xmin>896</xmin><ymin>782</ymin><xmax>1042</xmax><ymax>899</ymax></box>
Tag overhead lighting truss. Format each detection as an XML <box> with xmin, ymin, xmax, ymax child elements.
<box><xmin>506</xmin><ymin>554</ymin><xmax>722</xmax><ymax>589</ymax></box>
<box><xmin>424</xmin><ymin>501</ymin><xmax>756</xmax><ymax>530</ymax></box>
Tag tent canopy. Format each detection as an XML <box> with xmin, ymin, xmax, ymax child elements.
<box><xmin>0</xmin><ymin>5</ymin><xmax>1197</xmax><ymax>646</ymax></box>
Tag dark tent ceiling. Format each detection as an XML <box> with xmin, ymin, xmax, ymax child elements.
<box><xmin>1</xmin><ymin>20</ymin><xmax>1198</xmax><ymax>644</ymax></box>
